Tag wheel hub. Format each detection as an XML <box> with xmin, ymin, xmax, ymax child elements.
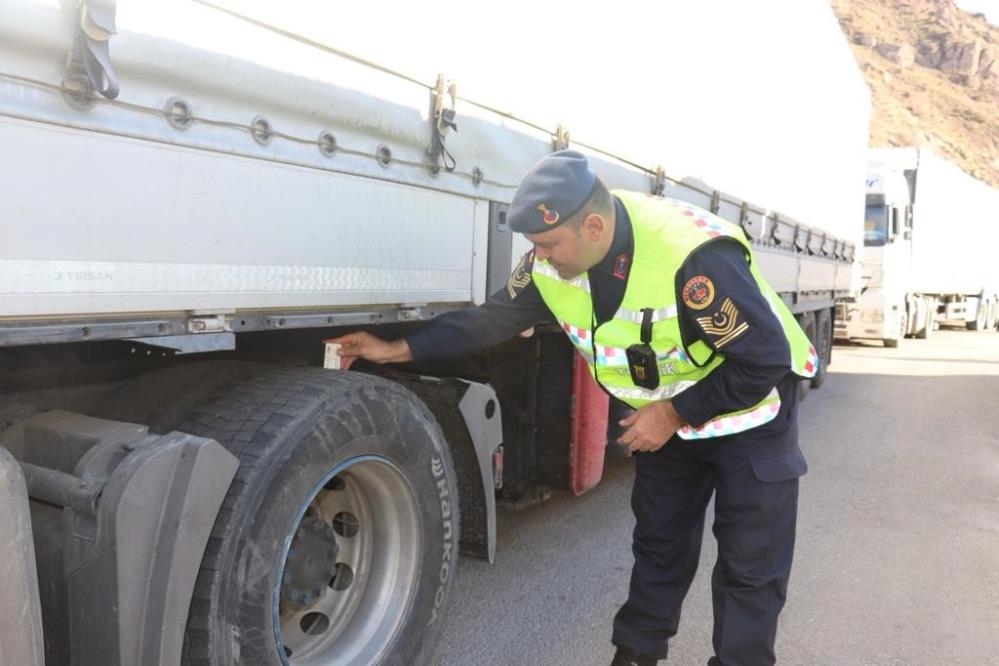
<box><xmin>282</xmin><ymin>516</ymin><xmax>339</xmax><ymax>606</ymax></box>
<box><xmin>277</xmin><ymin>458</ymin><xmax>423</xmax><ymax>665</ymax></box>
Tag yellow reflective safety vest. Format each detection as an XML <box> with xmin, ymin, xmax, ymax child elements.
<box><xmin>531</xmin><ymin>190</ymin><xmax>819</xmax><ymax>440</ymax></box>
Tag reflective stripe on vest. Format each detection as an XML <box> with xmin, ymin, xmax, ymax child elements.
<box><xmin>560</xmin><ymin>321</ymin><xmax>689</xmax><ymax>367</ymax></box>
<box><xmin>605</xmin><ymin>381</ymin><xmax>697</xmax><ymax>402</ymax></box>
<box><xmin>803</xmin><ymin>343</ymin><xmax>820</xmax><ymax>376</ymax></box>
<box><xmin>616</xmin><ymin>305</ymin><xmax>678</xmax><ymax>324</ymax></box>
<box><xmin>677</xmin><ymin>388</ymin><xmax>781</xmax><ymax>439</ymax></box>
<box><xmin>534</xmin><ymin>261</ymin><xmax>590</xmax><ymax>292</ymax></box>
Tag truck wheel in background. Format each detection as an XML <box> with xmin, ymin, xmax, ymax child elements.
<box><xmin>915</xmin><ymin>297</ymin><xmax>935</xmax><ymax>340</ymax></box>
<box><xmin>986</xmin><ymin>299</ymin><xmax>998</xmax><ymax>331</ymax></box>
<box><xmin>967</xmin><ymin>299</ymin><xmax>987</xmax><ymax>331</ymax></box>
<box><xmin>810</xmin><ymin>308</ymin><xmax>832</xmax><ymax>389</ymax></box>
<box><xmin>797</xmin><ymin>312</ymin><xmax>816</xmax><ymax>401</ymax></box>
<box><xmin>93</xmin><ymin>362</ymin><xmax>458</xmax><ymax>666</ymax></box>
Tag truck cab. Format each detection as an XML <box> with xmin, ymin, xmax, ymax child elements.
<box><xmin>842</xmin><ymin>164</ymin><xmax>916</xmax><ymax>346</ymax></box>
<box><xmin>837</xmin><ymin>147</ymin><xmax>999</xmax><ymax>346</ymax></box>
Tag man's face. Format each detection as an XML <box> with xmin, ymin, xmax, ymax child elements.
<box><xmin>526</xmin><ymin>222</ymin><xmax>594</xmax><ymax>280</ymax></box>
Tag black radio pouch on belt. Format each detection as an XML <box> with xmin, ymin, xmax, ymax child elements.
<box><xmin>626</xmin><ymin>308</ymin><xmax>659</xmax><ymax>390</ymax></box>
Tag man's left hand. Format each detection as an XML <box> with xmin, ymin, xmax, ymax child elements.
<box><xmin>618</xmin><ymin>401</ymin><xmax>685</xmax><ymax>453</ymax></box>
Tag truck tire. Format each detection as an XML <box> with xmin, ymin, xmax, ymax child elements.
<box><xmin>967</xmin><ymin>302</ymin><xmax>986</xmax><ymax>331</ymax></box>
<box><xmin>94</xmin><ymin>362</ymin><xmax>459</xmax><ymax>666</ymax></box>
<box><xmin>810</xmin><ymin>308</ymin><xmax>832</xmax><ymax>389</ymax></box>
<box><xmin>796</xmin><ymin>312</ymin><xmax>816</xmax><ymax>401</ymax></box>
<box><xmin>92</xmin><ymin>360</ymin><xmax>270</xmax><ymax>431</ymax></box>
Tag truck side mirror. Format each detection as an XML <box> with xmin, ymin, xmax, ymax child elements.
<box><xmin>891</xmin><ymin>207</ymin><xmax>901</xmax><ymax>236</ymax></box>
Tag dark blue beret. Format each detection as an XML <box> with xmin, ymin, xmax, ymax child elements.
<box><xmin>509</xmin><ymin>150</ymin><xmax>598</xmax><ymax>234</ymax></box>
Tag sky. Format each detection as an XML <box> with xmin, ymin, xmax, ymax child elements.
<box><xmin>955</xmin><ymin>0</ymin><xmax>998</xmax><ymax>23</ymax></box>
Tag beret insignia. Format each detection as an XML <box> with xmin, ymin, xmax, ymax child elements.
<box><xmin>537</xmin><ymin>203</ymin><xmax>560</xmax><ymax>226</ymax></box>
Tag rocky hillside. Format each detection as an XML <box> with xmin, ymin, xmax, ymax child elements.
<box><xmin>830</xmin><ymin>0</ymin><xmax>999</xmax><ymax>186</ymax></box>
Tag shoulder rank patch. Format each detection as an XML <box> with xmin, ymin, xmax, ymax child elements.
<box><xmin>682</xmin><ymin>275</ymin><xmax>715</xmax><ymax>310</ymax></box>
<box><xmin>507</xmin><ymin>250</ymin><xmax>535</xmax><ymax>299</ymax></box>
<box><xmin>695</xmin><ymin>297</ymin><xmax>749</xmax><ymax>349</ymax></box>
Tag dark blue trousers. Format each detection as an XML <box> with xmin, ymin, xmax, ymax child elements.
<box><xmin>612</xmin><ymin>378</ymin><xmax>806</xmax><ymax>665</ymax></box>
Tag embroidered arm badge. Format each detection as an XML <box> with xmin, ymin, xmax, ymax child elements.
<box><xmin>507</xmin><ymin>250</ymin><xmax>535</xmax><ymax>299</ymax></box>
<box><xmin>695</xmin><ymin>297</ymin><xmax>749</xmax><ymax>349</ymax></box>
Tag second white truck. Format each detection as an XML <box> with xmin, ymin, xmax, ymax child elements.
<box><xmin>837</xmin><ymin>148</ymin><xmax>999</xmax><ymax>346</ymax></box>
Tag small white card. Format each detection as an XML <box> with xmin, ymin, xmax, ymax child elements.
<box><xmin>323</xmin><ymin>342</ymin><xmax>342</xmax><ymax>370</ymax></box>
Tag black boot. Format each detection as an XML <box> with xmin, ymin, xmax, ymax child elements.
<box><xmin>610</xmin><ymin>645</ymin><xmax>659</xmax><ymax>666</ymax></box>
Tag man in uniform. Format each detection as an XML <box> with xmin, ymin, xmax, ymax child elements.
<box><xmin>331</xmin><ymin>150</ymin><xmax>818</xmax><ymax>665</ymax></box>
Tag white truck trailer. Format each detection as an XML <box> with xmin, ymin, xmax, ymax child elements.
<box><xmin>0</xmin><ymin>1</ymin><xmax>869</xmax><ymax>664</ymax></box>
<box><xmin>837</xmin><ymin>148</ymin><xmax>999</xmax><ymax>346</ymax></box>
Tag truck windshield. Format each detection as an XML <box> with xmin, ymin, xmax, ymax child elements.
<box><xmin>864</xmin><ymin>205</ymin><xmax>888</xmax><ymax>246</ymax></box>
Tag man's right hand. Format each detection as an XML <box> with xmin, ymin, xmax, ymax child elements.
<box><xmin>325</xmin><ymin>332</ymin><xmax>413</xmax><ymax>370</ymax></box>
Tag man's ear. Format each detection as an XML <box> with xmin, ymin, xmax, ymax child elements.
<box><xmin>582</xmin><ymin>213</ymin><xmax>606</xmax><ymax>241</ymax></box>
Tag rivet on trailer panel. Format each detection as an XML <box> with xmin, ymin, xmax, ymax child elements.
<box><xmin>165</xmin><ymin>97</ymin><xmax>194</xmax><ymax>130</ymax></box>
<box><xmin>319</xmin><ymin>131</ymin><xmax>338</xmax><ymax>157</ymax></box>
<box><xmin>251</xmin><ymin>115</ymin><xmax>273</xmax><ymax>145</ymax></box>
<box><xmin>376</xmin><ymin>144</ymin><xmax>393</xmax><ymax>168</ymax></box>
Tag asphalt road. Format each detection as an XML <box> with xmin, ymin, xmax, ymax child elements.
<box><xmin>433</xmin><ymin>329</ymin><xmax>999</xmax><ymax>665</ymax></box>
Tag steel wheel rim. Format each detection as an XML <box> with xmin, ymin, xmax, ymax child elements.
<box><xmin>275</xmin><ymin>456</ymin><xmax>422</xmax><ymax>665</ymax></box>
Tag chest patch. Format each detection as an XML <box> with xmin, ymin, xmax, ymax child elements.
<box><xmin>682</xmin><ymin>275</ymin><xmax>715</xmax><ymax>310</ymax></box>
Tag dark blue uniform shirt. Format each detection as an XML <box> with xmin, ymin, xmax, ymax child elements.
<box><xmin>406</xmin><ymin>197</ymin><xmax>794</xmax><ymax>430</ymax></box>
